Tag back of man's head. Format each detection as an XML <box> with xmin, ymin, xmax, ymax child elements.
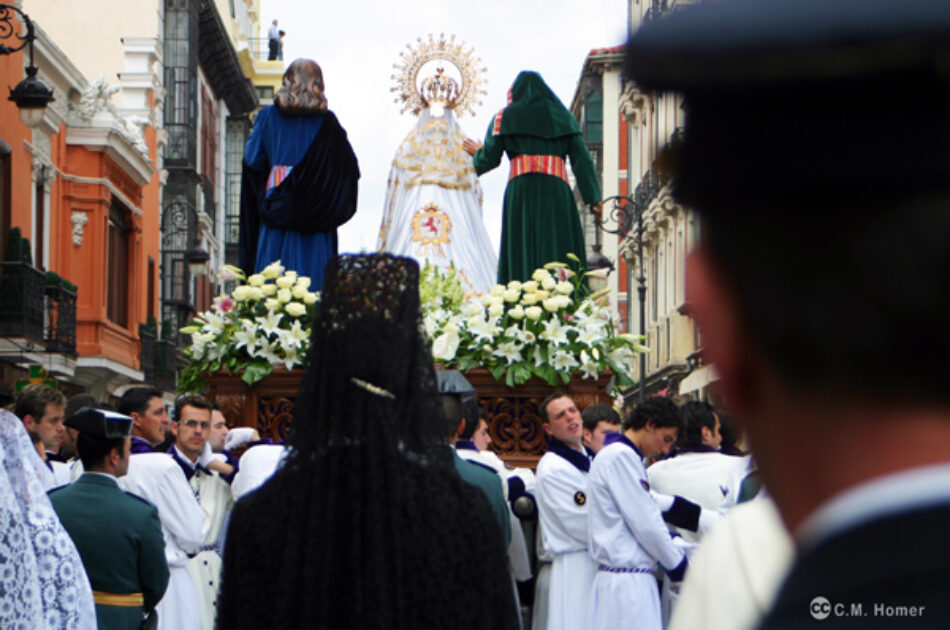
<box><xmin>678</xmin><ymin>401</ymin><xmax>717</xmax><ymax>449</ymax></box>
<box><xmin>623</xmin><ymin>396</ymin><xmax>681</xmax><ymax>432</ymax></box>
<box><xmin>65</xmin><ymin>394</ymin><xmax>98</xmax><ymax>420</ymax></box>
<box><xmin>625</xmin><ymin>2</ymin><xmax>950</xmax><ymax>407</ymax></box>
<box><xmin>77</xmin><ymin>433</ymin><xmax>126</xmax><ymax>471</ymax></box>
<box><xmin>440</xmin><ymin>394</ymin><xmax>464</xmax><ymax>441</ymax></box>
<box><xmin>582</xmin><ymin>404</ymin><xmax>620</xmax><ymax>432</ymax></box>
<box><xmin>118</xmin><ymin>387</ymin><xmax>163</xmax><ymax>417</ymax></box>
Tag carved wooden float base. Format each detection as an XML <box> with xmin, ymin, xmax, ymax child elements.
<box><xmin>205</xmin><ymin>367</ymin><xmax>612</xmax><ymax>470</ymax></box>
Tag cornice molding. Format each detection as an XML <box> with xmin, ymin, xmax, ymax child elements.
<box><xmin>65</xmin><ymin>126</ymin><xmax>154</xmax><ymax>186</ymax></box>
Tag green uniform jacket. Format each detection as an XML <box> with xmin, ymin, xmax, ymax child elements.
<box><xmin>49</xmin><ymin>473</ymin><xmax>169</xmax><ymax>630</ymax></box>
<box><xmin>453</xmin><ymin>452</ymin><xmax>511</xmax><ymax>547</ymax></box>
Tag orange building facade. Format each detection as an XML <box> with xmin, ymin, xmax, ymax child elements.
<box><xmin>0</xmin><ymin>24</ymin><xmax>164</xmax><ymax>400</ymax></box>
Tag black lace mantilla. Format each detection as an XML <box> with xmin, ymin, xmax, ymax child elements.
<box><xmin>217</xmin><ymin>254</ymin><xmax>518</xmax><ymax>629</ymax></box>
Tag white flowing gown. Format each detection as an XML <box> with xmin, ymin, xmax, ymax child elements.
<box><xmin>377</xmin><ymin>108</ymin><xmax>497</xmax><ymax>294</ymax></box>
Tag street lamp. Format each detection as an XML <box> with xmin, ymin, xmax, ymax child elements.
<box><xmin>1</xmin><ymin>4</ymin><xmax>55</xmax><ymax>128</ymax></box>
<box><xmin>586</xmin><ymin>242</ymin><xmax>614</xmax><ymax>293</ymax></box>
<box><xmin>185</xmin><ymin>242</ymin><xmax>210</xmax><ymax>277</ymax></box>
<box><xmin>592</xmin><ymin>193</ymin><xmax>648</xmax><ymax>404</ymax></box>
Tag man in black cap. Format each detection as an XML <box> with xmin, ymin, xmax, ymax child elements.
<box><xmin>625</xmin><ymin>0</ymin><xmax>950</xmax><ymax>627</ymax></box>
<box><xmin>48</xmin><ymin>408</ymin><xmax>169</xmax><ymax>630</ymax></box>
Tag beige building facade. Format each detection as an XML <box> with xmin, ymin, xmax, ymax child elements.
<box><xmin>618</xmin><ymin>0</ymin><xmax>708</xmax><ymax>397</ymax></box>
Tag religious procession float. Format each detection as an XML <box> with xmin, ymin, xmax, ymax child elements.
<box><xmin>177</xmin><ymin>35</ymin><xmax>644</xmax><ymax>467</ymax></box>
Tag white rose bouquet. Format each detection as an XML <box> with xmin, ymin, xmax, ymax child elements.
<box><xmin>421</xmin><ymin>254</ymin><xmax>647</xmax><ymax>388</ymax></box>
<box><xmin>177</xmin><ymin>261</ymin><xmax>319</xmax><ymax>391</ymax></box>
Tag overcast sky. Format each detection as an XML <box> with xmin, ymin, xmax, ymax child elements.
<box><xmin>260</xmin><ymin>0</ymin><xmax>628</xmax><ymax>253</ymax></box>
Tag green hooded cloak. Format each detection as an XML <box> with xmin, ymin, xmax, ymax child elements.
<box><xmin>473</xmin><ymin>71</ymin><xmax>601</xmax><ymax>284</ymax></box>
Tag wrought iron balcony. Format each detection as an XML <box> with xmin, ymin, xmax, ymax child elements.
<box><xmin>140</xmin><ymin>324</ymin><xmax>156</xmax><ymax>383</ymax></box>
<box><xmin>0</xmin><ymin>262</ymin><xmax>46</xmax><ymax>342</ymax></box>
<box><xmin>139</xmin><ymin>323</ymin><xmax>177</xmax><ymax>392</ymax></box>
<box><xmin>44</xmin><ymin>282</ymin><xmax>76</xmax><ymax>355</ymax></box>
<box><xmin>153</xmin><ymin>338</ymin><xmax>178</xmax><ymax>392</ymax></box>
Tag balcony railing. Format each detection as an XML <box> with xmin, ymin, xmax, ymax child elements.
<box><xmin>154</xmin><ymin>339</ymin><xmax>178</xmax><ymax>392</ymax></box>
<box><xmin>44</xmin><ymin>283</ymin><xmax>77</xmax><ymax>355</ymax></box>
<box><xmin>0</xmin><ymin>262</ymin><xmax>46</xmax><ymax>342</ymax></box>
<box><xmin>248</xmin><ymin>38</ymin><xmax>283</xmax><ymax>62</ymax></box>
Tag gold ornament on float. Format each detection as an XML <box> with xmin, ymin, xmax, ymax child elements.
<box><xmin>390</xmin><ymin>33</ymin><xmax>487</xmax><ymax>118</ymax></box>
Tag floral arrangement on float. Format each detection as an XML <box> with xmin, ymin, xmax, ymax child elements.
<box><xmin>177</xmin><ymin>261</ymin><xmax>319</xmax><ymax>391</ymax></box>
<box><xmin>421</xmin><ymin>253</ymin><xmax>647</xmax><ymax>388</ymax></box>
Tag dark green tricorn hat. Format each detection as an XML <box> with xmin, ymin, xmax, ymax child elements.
<box><xmin>65</xmin><ymin>407</ymin><xmax>134</xmax><ymax>439</ymax></box>
<box><xmin>624</xmin><ymin>0</ymin><xmax>950</xmax><ymax>211</ymax></box>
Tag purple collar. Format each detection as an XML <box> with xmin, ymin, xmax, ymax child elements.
<box><xmin>167</xmin><ymin>444</ymin><xmax>210</xmax><ymax>481</ymax></box>
<box><xmin>546</xmin><ymin>437</ymin><xmax>592</xmax><ymax>473</ymax></box>
<box><xmin>130</xmin><ymin>436</ymin><xmax>155</xmax><ymax>454</ymax></box>
<box><xmin>604</xmin><ymin>432</ymin><xmax>645</xmax><ymax>458</ymax></box>
<box><xmin>455</xmin><ymin>440</ymin><xmax>478</xmax><ymax>451</ymax></box>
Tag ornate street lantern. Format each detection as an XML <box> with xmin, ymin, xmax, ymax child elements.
<box><xmin>1</xmin><ymin>4</ymin><xmax>55</xmax><ymax>128</ymax></box>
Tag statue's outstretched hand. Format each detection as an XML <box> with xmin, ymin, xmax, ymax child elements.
<box><xmin>462</xmin><ymin>138</ymin><xmax>483</xmax><ymax>156</ymax></box>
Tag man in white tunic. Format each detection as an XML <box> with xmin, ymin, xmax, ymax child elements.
<box><xmin>648</xmin><ymin>401</ymin><xmax>746</xmax><ymax>542</ymax></box>
<box><xmin>534</xmin><ymin>393</ymin><xmax>597</xmax><ymax>630</ymax></box>
<box><xmin>167</xmin><ymin>395</ymin><xmax>234</xmax><ymax>630</ymax></box>
<box><xmin>586</xmin><ymin>396</ymin><xmax>688</xmax><ymax>630</ymax></box>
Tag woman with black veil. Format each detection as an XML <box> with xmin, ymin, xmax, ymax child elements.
<box><xmin>216</xmin><ymin>254</ymin><xmax>518</xmax><ymax>629</ymax></box>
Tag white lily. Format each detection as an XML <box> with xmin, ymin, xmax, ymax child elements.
<box><xmin>541</xmin><ymin>318</ymin><xmax>571</xmax><ymax>345</ymax></box>
<box><xmin>259</xmin><ymin>310</ymin><xmax>283</xmax><ymax>337</ymax></box>
<box><xmin>433</xmin><ymin>330</ymin><xmax>460</xmax><ymax>360</ymax></box>
<box><xmin>493</xmin><ymin>340</ymin><xmax>523</xmax><ymax>365</ymax></box>
<box><xmin>576</xmin><ymin>325</ymin><xmax>605</xmax><ymax>347</ymax></box>
<box><xmin>552</xmin><ymin>350</ymin><xmax>579</xmax><ymax>371</ymax></box>
<box><xmin>285</xmin><ymin>320</ymin><xmax>309</xmax><ymax>349</ymax></box>
<box><xmin>468</xmin><ymin>316</ymin><xmax>498</xmax><ymax>343</ymax></box>
<box><xmin>233</xmin><ymin>322</ymin><xmax>261</xmax><ymax>358</ymax></box>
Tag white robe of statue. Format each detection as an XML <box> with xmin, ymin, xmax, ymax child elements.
<box><xmin>377</xmin><ymin>107</ymin><xmax>497</xmax><ymax>294</ymax></box>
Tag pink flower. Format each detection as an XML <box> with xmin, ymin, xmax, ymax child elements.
<box><xmin>214</xmin><ymin>295</ymin><xmax>234</xmax><ymax>313</ymax></box>
<box><xmin>563</xmin><ymin>313</ymin><xmax>574</xmax><ymax>322</ymax></box>
<box><xmin>555</xmin><ymin>268</ymin><xmax>575</xmax><ymax>282</ymax></box>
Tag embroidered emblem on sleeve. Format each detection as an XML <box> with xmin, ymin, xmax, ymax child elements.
<box><xmin>574</xmin><ymin>491</ymin><xmax>586</xmax><ymax>506</ymax></box>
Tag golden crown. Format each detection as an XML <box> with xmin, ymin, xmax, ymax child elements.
<box><xmin>391</xmin><ymin>33</ymin><xmax>486</xmax><ymax>117</ymax></box>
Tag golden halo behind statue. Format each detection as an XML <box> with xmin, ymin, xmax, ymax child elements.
<box><xmin>390</xmin><ymin>33</ymin><xmax>487</xmax><ymax>118</ymax></box>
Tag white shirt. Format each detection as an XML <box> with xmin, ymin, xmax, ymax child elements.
<box><xmin>119</xmin><ymin>453</ymin><xmax>206</xmax><ymax>565</ymax></box>
<box><xmin>648</xmin><ymin>449</ymin><xmax>748</xmax><ymax>542</ymax></box>
<box><xmin>536</xmin><ymin>448</ymin><xmax>591</xmax><ymax>555</ymax></box>
<box><xmin>587</xmin><ymin>440</ymin><xmax>685</xmax><ymax>571</ymax></box>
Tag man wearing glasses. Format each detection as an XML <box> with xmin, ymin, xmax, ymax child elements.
<box><xmin>168</xmin><ymin>394</ymin><xmax>234</xmax><ymax>630</ymax></box>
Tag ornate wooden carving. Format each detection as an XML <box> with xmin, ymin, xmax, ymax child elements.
<box><xmin>204</xmin><ymin>368</ymin><xmax>301</xmax><ymax>442</ymax></box>
<box><xmin>465</xmin><ymin>369</ymin><xmax>613</xmax><ymax>469</ymax></box>
<box><xmin>204</xmin><ymin>367</ymin><xmax>612</xmax><ymax>468</ymax></box>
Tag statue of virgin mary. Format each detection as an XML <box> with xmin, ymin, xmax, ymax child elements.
<box><xmin>377</xmin><ymin>35</ymin><xmax>497</xmax><ymax>294</ymax></box>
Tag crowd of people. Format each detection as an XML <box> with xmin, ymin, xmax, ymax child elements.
<box><xmin>1</xmin><ymin>272</ymin><xmax>757</xmax><ymax>630</ymax></box>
